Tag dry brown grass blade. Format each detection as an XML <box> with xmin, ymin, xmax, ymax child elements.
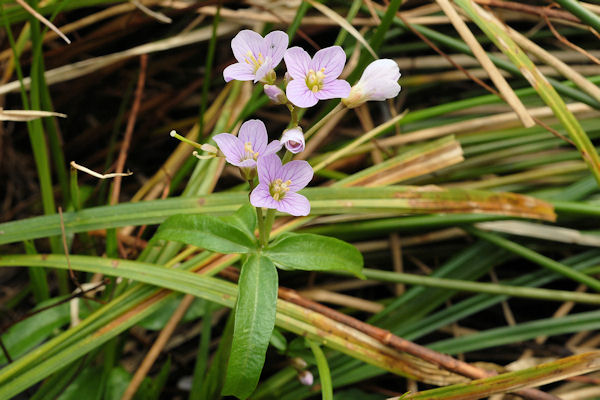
<box><xmin>475</xmin><ymin>221</ymin><xmax>600</xmax><ymax>246</ymax></box>
<box><xmin>0</xmin><ymin>108</ymin><xmax>66</xmax><ymax>121</ymax></box>
<box><xmin>349</xmin><ymin>102</ymin><xmax>594</xmax><ymax>156</ymax></box>
<box><xmin>395</xmin><ymin>352</ymin><xmax>600</xmax><ymax>400</ymax></box>
<box><xmin>131</xmin><ymin>85</ymin><xmax>230</xmax><ymax>202</ymax></box>
<box><xmin>436</xmin><ymin>0</ymin><xmax>535</xmax><ymax>127</ymax></box>
<box><xmin>15</xmin><ymin>0</ymin><xmax>70</xmax><ymax>44</ymax></box>
<box><xmin>0</xmin><ymin>22</ymin><xmax>240</xmax><ymax>95</ymax></box>
<box><xmin>305</xmin><ymin>0</ymin><xmax>377</xmax><ymax>59</ymax></box>
<box><xmin>343</xmin><ymin>137</ymin><xmax>464</xmax><ymax>187</ymax></box>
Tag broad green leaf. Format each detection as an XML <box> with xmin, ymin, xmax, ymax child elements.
<box><xmin>221</xmin><ymin>203</ymin><xmax>257</xmax><ymax>242</ymax></box>
<box><xmin>264</xmin><ymin>233</ymin><xmax>364</xmax><ymax>278</ymax></box>
<box><xmin>223</xmin><ymin>255</ymin><xmax>278</xmax><ymax>399</ymax></box>
<box><xmin>153</xmin><ymin>214</ymin><xmax>257</xmax><ymax>254</ymax></box>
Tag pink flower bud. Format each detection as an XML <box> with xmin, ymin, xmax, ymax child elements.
<box><xmin>280</xmin><ymin>127</ymin><xmax>305</xmax><ymax>154</ymax></box>
<box><xmin>298</xmin><ymin>370</ymin><xmax>314</xmax><ymax>386</ymax></box>
<box><xmin>264</xmin><ymin>84</ymin><xmax>287</xmax><ymax>104</ymax></box>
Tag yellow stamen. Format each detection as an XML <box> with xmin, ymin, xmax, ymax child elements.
<box><xmin>270</xmin><ymin>178</ymin><xmax>292</xmax><ymax>201</ymax></box>
<box><xmin>306</xmin><ymin>67</ymin><xmax>326</xmax><ymax>92</ymax></box>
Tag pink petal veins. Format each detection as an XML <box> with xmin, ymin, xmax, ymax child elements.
<box><xmin>284</xmin><ymin>47</ymin><xmax>311</xmax><ymax>80</ymax></box>
<box><xmin>310</xmin><ymin>46</ymin><xmax>346</xmax><ymax>81</ymax></box>
<box><xmin>315</xmin><ymin>79</ymin><xmax>351</xmax><ymax>100</ymax></box>
<box><xmin>279</xmin><ymin>160</ymin><xmax>313</xmax><ymax>191</ymax></box>
<box><xmin>286</xmin><ymin>79</ymin><xmax>318</xmax><ymax>108</ymax></box>
<box><xmin>239</xmin><ymin>119</ymin><xmax>268</xmax><ymax>154</ymax></box>
<box><xmin>231</xmin><ymin>30</ymin><xmax>264</xmax><ymax>63</ymax></box>
<box><xmin>278</xmin><ymin>192</ymin><xmax>311</xmax><ymax>216</ymax></box>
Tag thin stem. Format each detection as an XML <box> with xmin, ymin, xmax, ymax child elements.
<box><xmin>257</xmin><ymin>207</ymin><xmax>267</xmax><ymax>247</ymax></box>
<box><xmin>262</xmin><ymin>209</ymin><xmax>276</xmax><ymax>246</ymax></box>
<box><xmin>281</xmin><ymin>150</ymin><xmax>293</xmax><ymax>164</ymax></box>
<box><xmin>288</xmin><ymin>103</ymin><xmax>299</xmax><ymax>127</ymax></box>
<box><xmin>304</xmin><ymin>103</ymin><xmax>345</xmax><ymax>140</ymax></box>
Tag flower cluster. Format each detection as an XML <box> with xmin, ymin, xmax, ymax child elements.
<box><xmin>212</xmin><ymin>30</ymin><xmax>402</xmax><ymax>217</ymax></box>
<box><xmin>213</xmin><ymin>120</ymin><xmax>312</xmax><ymax>216</ymax></box>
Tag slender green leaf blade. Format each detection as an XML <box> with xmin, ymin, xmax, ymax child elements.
<box><xmin>154</xmin><ymin>214</ymin><xmax>257</xmax><ymax>253</ymax></box>
<box><xmin>264</xmin><ymin>233</ymin><xmax>364</xmax><ymax>278</ymax></box>
<box><xmin>223</xmin><ymin>255</ymin><xmax>278</xmax><ymax>399</ymax></box>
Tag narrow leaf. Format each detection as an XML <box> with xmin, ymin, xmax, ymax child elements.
<box><xmin>265</xmin><ymin>233</ymin><xmax>364</xmax><ymax>278</ymax></box>
<box><xmin>153</xmin><ymin>214</ymin><xmax>257</xmax><ymax>253</ymax></box>
<box><xmin>223</xmin><ymin>255</ymin><xmax>278</xmax><ymax>399</ymax></box>
<box><xmin>396</xmin><ymin>352</ymin><xmax>600</xmax><ymax>400</ymax></box>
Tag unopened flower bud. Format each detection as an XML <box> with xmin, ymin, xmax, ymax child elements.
<box><xmin>264</xmin><ymin>84</ymin><xmax>287</xmax><ymax>104</ymax></box>
<box><xmin>290</xmin><ymin>357</ymin><xmax>308</xmax><ymax>370</ymax></box>
<box><xmin>298</xmin><ymin>370</ymin><xmax>314</xmax><ymax>386</ymax></box>
<box><xmin>280</xmin><ymin>127</ymin><xmax>305</xmax><ymax>154</ymax></box>
<box><xmin>342</xmin><ymin>59</ymin><xmax>401</xmax><ymax>109</ymax></box>
<box><xmin>261</xmin><ymin>69</ymin><xmax>277</xmax><ymax>85</ymax></box>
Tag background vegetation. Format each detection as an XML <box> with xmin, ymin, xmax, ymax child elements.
<box><xmin>2</xmin><ymin>0</ymin><xmax>600</xmax><ymax>398</ymax></box>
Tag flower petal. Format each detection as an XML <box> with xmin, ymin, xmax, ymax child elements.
<box><xmin>284</xmin><ymin>47</ymin><xmax>311</xmax><ymax>80</ymax></box>
<box><xmin>280</xmin><ymin>160</ymin><xmax>313</xmax><ymax>191</ymax></box>
<box><xmin>315</xmin><ymin>79</ymin><xmax>351</xmax><ymax>100</ymax></box>
<box><xmin>286</xmin><ymin>79</ymin><xmax>318</xmax><ymax>108</ymax></box>
<box><xmin>213</xmin><ymin>133</ymin><xmax>244</xmax><ymax>165</ymax></box>
<box><xmin>358</xmin><ymin>59</ymin><xmax>401</xmax><ymax>101</ymax></box>
<box><xmin>280</xmin><ymin>128</ymin><xmax>305</xmax><ymax>154</ymax></box>
<box><xmin>231</xmin><ymin>30</ymin><xmax>264</xmax><ymax>63</ymax></box>
<box><xmin>223</xmin><ymin>63</ymin><xmax>255</xmax><ymax>82</ymax></box>
<box><xmin>360</xmin><ymin>59</ymin><xmax>400</xmax><ymax>83</ymax></box>
<box><xmin>238</xmin><ymin>159</ymin><xmax>256</xmax><ymax>168</ymax></box>
<box><xmin>254</xmin><ymin>61</ymin><xmax>272</xmax><ymax>83</ymax></box>
<box><xmin>250</xmin><ymin>183</ymin><xmax>279</xmax><ymax>210</ymax></box>
<box><xmin>239</xmin><ymin>119</ymin><xmax>268</xmax><ymax>154</ymax></box>
<box><xmin>262</xmin><ymin>31</ymin><xmax>289</xmax><ymax>69</ymax></box>
<box><xmin>257</xmin><ymin>153</ymin><xmax>282</xmax><ymax>186</ymax></box>
<box><xmin>310</xmin><ymin>46</ymin><xmax>346</xmax><ymax>81</ymax></box>
<box><xmin>264</xmin><ymin>139</ymin><xmax>283</xmax><ymax>156</ymax></box>
<box><xmin>277</xmin><ymin>192</ymin><xmax>310</xmax><ymax>216</ymax></box>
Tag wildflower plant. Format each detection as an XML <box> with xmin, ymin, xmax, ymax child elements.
<box><xmin>159</xmin><ymin>29</ymin><xmax>402</xmax><ymax>399</ymax></box>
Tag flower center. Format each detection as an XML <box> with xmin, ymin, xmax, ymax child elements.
<box><xmin>244</xmin><ymin>51</ymin><xmax>266</xmax><ymax>73</ymax></box>
<box><xmin>306</xmin><ymin>68</ymin><xmax>326</xmax><ymax>93</ymax></box>
<box><xmin>243</xmin><ymin>142</ymin><xmax>259</xmax><ymax>161</ymax></box>
<box><xmin>269</xmin><ymin>178</ymin><xmax>292</xmax><ymax>201</ymax></box>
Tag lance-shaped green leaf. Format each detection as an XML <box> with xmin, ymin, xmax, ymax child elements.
<box><xmin>153</xmin><ymin>214</ymin><xmax>257</xmax><ymax>254</ymax></box>
<box><xmin>220</xmin><ymin>203</ymin><xmax>257</xmax><ymax>242</ymax></box>
<box><xmin>223</xmin><ymin>254</ymin><xmax>278</xmax><ymax>399</ymax></box>
<box><xmin>264</xmin><ymin>233</ymin><xmax>364</xmax><ymax>278</ymax></box>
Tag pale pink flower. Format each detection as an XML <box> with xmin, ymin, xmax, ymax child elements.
<box><xmin>284</xmin><ymin>46</ymin><xmax>351</xmax><ymax>108</ymax></box>
<box><xmin>342</xmin><ymin>59</ymin><xmax>401</xmax><ymax>108</ymax></box>
<box><xmin>250</xmin><ymin>154</ymin><xmax>313</xmax><ymax>216</ymax></box>
<box><xmin>213</xmin><ymin>119</ymin><xmax>282</xmax><ymax>179</ymax></box>
<box><xmin>223</xmin><ymin>30</ymin><xmax>289</xmax><ymax>84</ymax></box>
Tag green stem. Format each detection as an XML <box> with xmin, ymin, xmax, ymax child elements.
<box><xmin>304</xmin><ymin>103</ymin><xmax>345</xmax><ymax>140</ymax></box>
<box><xmin>282</xmin><ymin>150</ymin><xmax>293</xmax><ymax>164</ymax></box>
<box><xmin>288</xmin><ymin>103</ymin><xmax>299</xmax><ymax>127</ymax></box>
<box><xmin>262</xmin><ymin>209</ymin><xmax>276</xmax><ymax>246</ymax></box>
